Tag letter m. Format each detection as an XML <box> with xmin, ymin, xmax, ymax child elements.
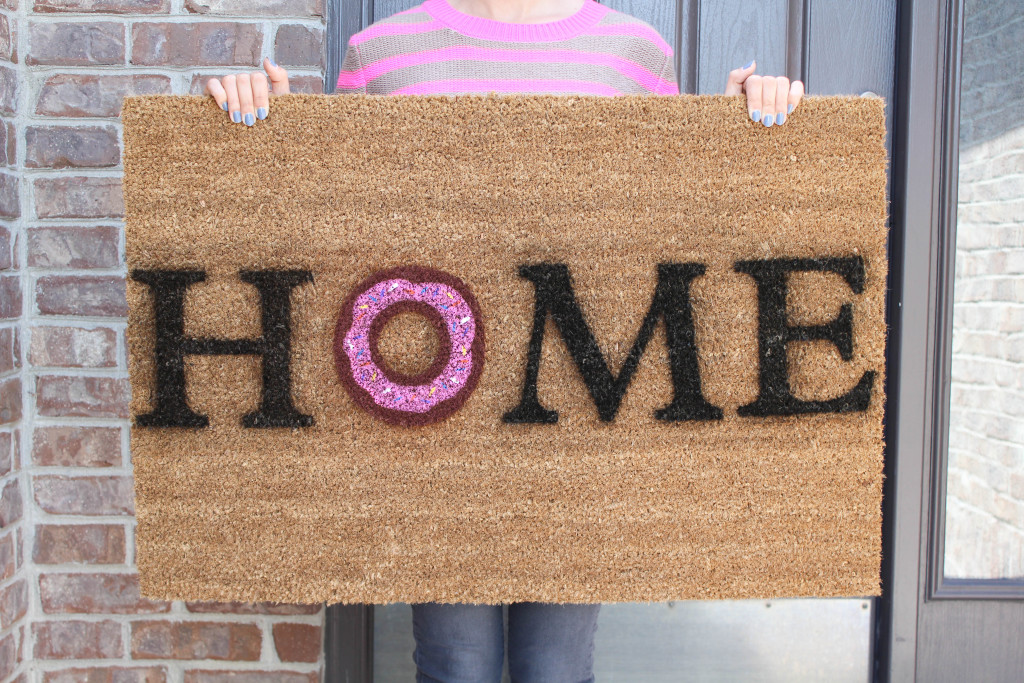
<box><xmin>503</xmin><ymin>263</ymin><xmax>721</xmax><ymax>424</ymax></box>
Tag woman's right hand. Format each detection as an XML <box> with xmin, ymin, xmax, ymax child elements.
<box><xmin>204</xmin><ymin>57</ymin><xmax>290</xmax><ymax>126</ymax></box>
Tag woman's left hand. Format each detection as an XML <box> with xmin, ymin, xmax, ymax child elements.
<box><xmin>724</xmin><ymin>60</ymin><xmax>804</xmax><ymax>127</ymax></box>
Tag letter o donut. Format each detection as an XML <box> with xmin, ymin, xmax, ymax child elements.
<box><xmin>333</xmin><ymin>266</ymin><xmax>485</xmax><ymax>426</ymax></box>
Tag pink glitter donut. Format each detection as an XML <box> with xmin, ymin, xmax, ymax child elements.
<box><xmin>333</xmin><ymin>266</ymin><xmax>485</xmax><ymax>426</ymax></box>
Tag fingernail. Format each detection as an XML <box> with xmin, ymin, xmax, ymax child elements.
<box><xmin>743</xmin><ymin>59</ymin><xmax>754</xmax><ymax>69</ymax></box>
<box><xmin>269</xmin><ymin>58</ymin><xmax>278</xmax><ymax>68</ymax></box>
<box><xmin>231</xmin><ymin>110</ymin><xmax>241</xmax><ymax>124</ymax></box>
<box><xmin>750</xmin><ymin>109</ymin><xmax>761</xmax><ymax>123</ymax></box>
<box><xmin>788</xmin><ymin>103</ymin><xmax>794</xmax><ymax>114</ymax></box>
<box><xmin>244</xmin><ymin>112</ymin><xmax>255</xmax><ymax>126</ymax></box>
<box><xmin>256</xmin><ymin>106</ymin><xmax>268</xmax><ymax>120</ymax></box>
<box><xmin>221</xmin><ymin>101</ymin><xmax>228</xmax><ymax>111</ymax></box>
<box><xmin>763</xmin><ymin>113</ymin><xmax>774</xmax><ymax>127</ymax></box>
<box><xmin>777</xmin><ymin>111</ymin><xmax>786</xmax><ymax>125</ymax></box>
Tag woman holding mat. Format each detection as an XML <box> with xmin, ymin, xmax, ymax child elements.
<box><xmin>204</xmin><ymin>1</ymin><xmax>803</xmax><ymax>681</ymax></box>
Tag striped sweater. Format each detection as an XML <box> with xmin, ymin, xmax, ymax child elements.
<box><xmin>335</xmin><ymin>0</ymin><xmax>679</xmax><ymax>97</ymax></box>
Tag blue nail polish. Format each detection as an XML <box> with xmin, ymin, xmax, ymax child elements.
<box><xmin>743</xmin><ymin>59</ymin><xmax>754</xmax><ymax>69</ymax></box>
<box><xmin>788</xmin><ymin>103</ymin><xmax>794</xmax><ymax>114</ymax></box>
<box><xmin>221</xmin><ymin>101</ymin><xmax>228</xmax><ymax>111</ymax></box>
<box><xmin>750</xmin><ymin>109</ymin><xmax>761</xmax><ymax>123</ymax></box>
<box><xmin>777</xmin><ymin>111</ymin><xmax>786</xmax><ymax>125</ymax></box>
<box><xmin>244</xmin><ymin>112</ymin><xmax>255</xmax><ymax>126</ymax></box>
<box><xmin>256</xmin><ymin>106</ymin><xmax>268</xmax><ymax>120</ymax></box>
<box><xmin>231</xmin><ymin>110</ymin><xmax>241</xmax><ymax>124</ymax></box>
<box><xmin>763</xmin><ymin>113</ymin><xmax>774</xmax><ymax>127</ymax></box>
<box><xmin>269</xmin><ymin>59</ymin><xmax>278</xmax><ymax>68</ymax></box>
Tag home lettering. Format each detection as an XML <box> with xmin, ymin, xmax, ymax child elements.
<box><xmin>132</xmin><ymin>258</ymin><xmax>873</xmax><ymax>428</ymax></box>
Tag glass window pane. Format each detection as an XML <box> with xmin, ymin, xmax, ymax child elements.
<box><xmin>944</xmin><ymin>0</ymin><xmax>1024</xmax><ymax>579</ymax></box>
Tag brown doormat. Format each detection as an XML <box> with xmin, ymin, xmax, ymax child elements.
<box><xmin>122</xmin><ymin>94</ymin><xmax>888</xmax><ymax>605</ymax></box>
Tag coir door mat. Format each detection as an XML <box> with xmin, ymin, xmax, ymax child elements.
<box><xmin>122</xmin><ymin>94</ymin><xmax>888</xmax><ymax>604</ymax></box>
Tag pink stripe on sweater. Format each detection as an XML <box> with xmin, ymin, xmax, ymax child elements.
<box><xmin>350</xmin><ymin>18</ymin><xmax>674</xmax><ymax>59</ymax></box>
<box><xmin>587</xmin><ymin>23</ymin><xmax>673</xmax><ymax>57</ymax></box>
<box><xmin>390</xmin><ymin>79</ymin><xmax>622</xmax><ymax>95</ymax></box>
<box><xmin>336</xmin><ymin>46</ymin><xmax>676</xmax><ymax>93</ymax></box>
<box><xmin>349</xmin><ymin>19</ymin><xmax>447</xmax><ymax>46</ymax></box>
<box><xmin>423</xmin><ymin>0</ymin><xmax>608</xmax><ymax>42</ymax></box>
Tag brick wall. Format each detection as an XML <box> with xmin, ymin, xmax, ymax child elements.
<box><xmin>944</xmin><ymin>0</ymin><xmax>1024</xmax><ymax>579</ymax></box>
<box><xmin>1</xmin><ymin>0</ymin><xmax>329</xmax><ymax>680</ymax></box>
<box><xmin>1</xmin><ymin>0</ymin><xmax>27</xmax><ymax>676</ymax></box>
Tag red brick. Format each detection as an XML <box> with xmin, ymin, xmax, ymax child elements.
<box><xmin>40</xmin><ymin>573</ymin><xmax>171</xmax><ymax>614</ymax></box>
<box><xmin>35</xmin><ymin>376</ymin><xmax>129</xmax><ymax>418</ymax></box>
<box><xmin>183</xmin><ymin>673</ymin><xmax>317</xmax><ymax>683</ymax></box>
<box><xmin>185</xmin><ymin>601</ymin><xmax>321</xmax><ymax>615</ymax></box>
<box><xmin>0</xmin><ymin>430</ymin><xmax>11</xmax><ymax>476</ymax></box>
<box><xmin>30</xmin><ymin>326</ymin><xmax>118</xmax><ymax>368</ymax></box>
<box><xmin>27</xmin><ymin>226</ymin><xmax>120</xmax><ymax>269</ymax></box>
<box><xmin>0</xmin><ymin>14</ymin><xmax>15</xmax><ymax>63</ymax></box>
<box><xmin>36</xmin><ymin>74</ymin><xmax>171</xmax><ymax>117</ymax></box>
<box><xmin>0</xmin><ymin>374</ymin><xmax>19</xmax><ymax>424</ymax></box>
<box><xmin>35</xmin><ymin>275</ymin><xmax>127</xmax><ymax>317</ymax></box>
<box><xmin>35</xmin><ymin>0</ymin><xmax>169</xmax><ymax>12</ymax></box>
<box><xmin>0</xmin><ymin>171</ymin><xmax>18</xmax><ymax>218</ymax></box>
<box><xmin>291</xmin><ymin>75</ymin><xmax>323</xmax><ymax>94</ymax></box>
<box><xmin>34</xmin><ymin>619</ymin><xmax>123</xmax><ymax>659</ymax></box>
<box><xmin>0</xmin><ymin>65</ymin><xmax>15</xmax><ymax>115</ymax></box>
<box><xmin>27</xmin><ymin>21</ymin><xmax>124</xmax><ymax>66</ymax></box>
<box><xmin>43</xmin><ymin>668</ymin><xmax>167</xmax><ymax>683</ymax></box>
<box><xmin>274</xmin><ymin>25</ymin><xmax>323</xmax><ymax>68</ymax></box>
<box><xmin>34</xmin><ymin>523</ymin><xmax>125</xmax><ymax>564</ymax></box>
<box><xmin>0</xmin><ymin>327</ymin><xmax>14</xmax><ymax>376</ymax></box>
<box><xmin>0</xmin><ymin>328</ymin><xmax>15</xmax><ymax>375</ymax></box>
<box><xmin>26</xmin><ymin>125</ymin><xmax>120</xmax><ymax>168</ymax></box>
<box><xmin>0</xmin><ymin>225</ymin><xmax>10</xmax><ymax>269</ymax></box>
<box><xmin>185</xmin><ymin>0</ymin><xmax>323</xmax><ymax>16</ymax></box>
<box><xmin>33</xmin><ymin>474</ymin><xmax>134</xmax><ymax>515</ymax></box>
<box><xmin>132</xmin><ymin>22</ymin><xmax>261</xmax><ymax>66</ymax></box>
<box><xmin>131</xmin><ymin>621</ymin><xmax>261</xmax><ymax>660</ymax></box>
<box><xmin>272</xmin><ymin>622</ymin><xmax>320</xmax><ymax>663</ymax></box>
<box><xmin>0</xmin><ymin>0</ymin><xmax>16</xmax><ymax>8</ymax></box>
<box><xmin>189</xmin><ymin>74</ymin><xmax>218</xmax><ymax>96</ymax></box>
<box><xmin>43</xmin><ymin>668</ymin><xmax>168</xmax><ymax>683</ymax></box>
<box><xmin>0</xmin><ymin>530</ymin><xmax>13</xmax><ymax>580</ymax></box>
<box><xmin>0</xmin><ymin>275</ymin><xmax>20</xmax><ymax>319</ymax></box>
<box><xmin>0</xmin><ymin>630</ymin><xmax>16</xmax><ymax>680</ymax></box>
<box><xmin>33</xmin><ymin>426</ymin><xmax>121</xmax><ymax>467</ymax></box>
<box><xmin>0</xmin><ymin>477</ymin><xmax>21</xmax><ymax>527</ymax></box>
<box><xmin>34</xmin><ymin>176</ymin><xmax>123</xmax><ymax>219</ymax></box>
<box><xmin>0</xmin><ymin>576</ymin><xmax>27</xmax><ymax>628</ymax></box>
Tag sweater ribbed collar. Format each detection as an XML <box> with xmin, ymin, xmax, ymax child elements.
<box><xmin>422</xmin><ymin>0</ymin><xmax>608</xmax><ymax>42</ymax></box>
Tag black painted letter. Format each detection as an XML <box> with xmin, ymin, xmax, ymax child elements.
<box><xmin>734</xmin><ymin>256</ymin><xmax>874</xmax><ymax>417</ymax></box>
<box><xmin>503</xmin><ymin>263</ymin><xmax>721</xmax><ymax>423</ymax></box>
<box><xmin>131</xmin><ymin>269</ymin><xmax>314</xmax><ymax>429</ymax></box>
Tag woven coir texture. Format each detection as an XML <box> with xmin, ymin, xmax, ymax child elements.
<box><xmin>122</xmin><ymin>94</ymin><xmax>888</xmax><ymax>604</ymax></box>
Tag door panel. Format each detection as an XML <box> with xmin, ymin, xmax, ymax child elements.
<box><xmin>375</xmin><ymin>600</ymin><xmax>873</xmax><ymax>682</ymax></box>
<box><xmin>695</xmin><ymin>0</ymin><xmax>788</xmax><ymax>94</ymax></box>
<box><xmin>888</xmin><ymin>0</ymin><xmax>1024</xmax><ymax>680</ymax></box>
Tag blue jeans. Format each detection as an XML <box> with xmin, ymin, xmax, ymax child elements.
<box><xmin>411</xmin><ymin>602</ymin><xmax>601</xmax><ymax>683</ymax></box>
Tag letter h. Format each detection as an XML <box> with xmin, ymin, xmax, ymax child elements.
<box><xmin>130</xmin><ymin>269</ymin><xmax>313</xmax><ymax>429</ymax></box>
